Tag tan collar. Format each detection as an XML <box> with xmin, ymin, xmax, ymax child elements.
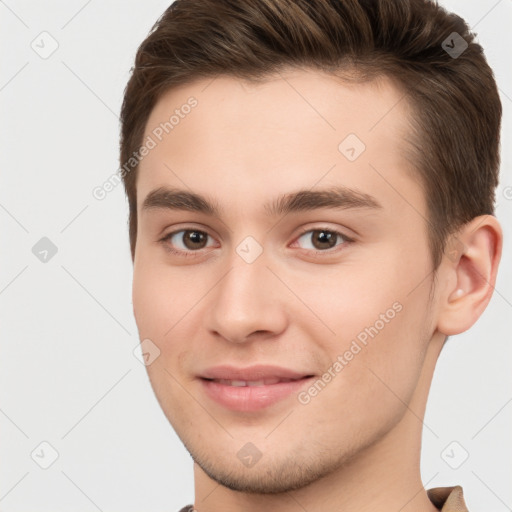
<box><xmin>427</xmin><ymin>486</ymin><xmax>469</xmax><ymax>511</ymax></box>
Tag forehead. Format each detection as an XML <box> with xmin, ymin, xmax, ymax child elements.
<box><xmin>136</xmin><ymin>69</ymin><xmax>422</xmax><ymax>219</ymax></box>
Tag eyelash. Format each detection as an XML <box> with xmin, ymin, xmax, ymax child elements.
<box><xmin>159</xmin><ymin>227</ymin><xmax>354</xmax><ymax>259</ymax></box>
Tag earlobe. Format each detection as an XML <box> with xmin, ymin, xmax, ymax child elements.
<box><xmin>436</xmin><ymin>215</ymin><xmax>502</xmax><ymax>336</ymax></box>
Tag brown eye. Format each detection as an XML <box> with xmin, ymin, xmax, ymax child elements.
<box><xmin>162</xmin><ymin>229</ymin><xmax>214</xmax><ymax>254</ymax></box>
<box><xmin>295</xmin><ymin>228</ymin><xmax>350</xmax><ymax>252</ymax></box>
<box><xmin>181</xmin><ymin>230</ymin><xmax>208</xmax><ymax>250</ymax></box>
<box><xmin>311</xmin><ymin>230</ymin><xmax>338</xmax><ymax>250</ymax></box>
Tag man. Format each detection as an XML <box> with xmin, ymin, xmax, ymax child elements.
<box><xmin>119</xmin><ymin>0</ymin><xmax>503</xmax><ymax>510</ymax></box>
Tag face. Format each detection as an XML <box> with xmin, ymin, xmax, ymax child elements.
<box><xmin>132</xmin><ymin>69</ymin><xmax>438</xmax><ymax>493</ymax></box>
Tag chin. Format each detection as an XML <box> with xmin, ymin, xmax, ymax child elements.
<box><xmin>184</xmin><ymin>435</ymin><xmax>366</xmax><ymax>495</ymax></box>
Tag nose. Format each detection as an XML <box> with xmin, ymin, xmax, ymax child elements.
<box><xmin>204</xmin><ymin>253</ymin><xmax>288</xmax><ymax>344</ymax></box>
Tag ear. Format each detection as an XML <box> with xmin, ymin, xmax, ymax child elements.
<box><xmin>436</xmin><ymin>215</ymin><xmax>503</xmax><ymax>336</ymax></box>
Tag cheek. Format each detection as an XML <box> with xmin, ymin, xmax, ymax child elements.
<box><xmin>132</xmin><ymin>266</ymin><xmax>163</xmax><ymax>338</ymax></box>
<box><xmin>287</xmin><ymin>257</ymin><xmax>404</xmax><ymax>353</ymax></box>
<box><xmin>132</xmin><ymin>259</ymin><xmax>200</xmax><ymax>339</ymax></box>
<box><xmin>132</xmin><ymin>262</ymin><xmax>205</xmax><ymax>397</ymax></box>
<box><xmin>295</xmin><ymin>304</ymin><xmax>429</xmax><ymax>445</ymax></box>
<box><xmin>132</xmin><ymin>263</ymin><xmax>193</xmax><ymax>424</ymax></box>
<box><xmin>294</xmin><ymin>252</ymin><xmax>432</xmax><ymax>415</ymax></box>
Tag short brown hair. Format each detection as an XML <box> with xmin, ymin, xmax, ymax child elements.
<box><xmin>119</xmin><ymin>0</ymin><xmax>501</xmax><ymax>268</ymax></box>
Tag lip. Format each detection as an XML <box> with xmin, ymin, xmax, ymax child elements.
<box><xmin>198</xmin><ymin>365</ymin><xmax>315</xmax><ymax>412</ymax></box>
<box><xmin>199</xmin><ymin>364</ymin><xmax>312</xmax><ymax>381</ymax></box>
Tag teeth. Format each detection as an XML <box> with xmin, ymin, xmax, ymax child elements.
<box><xmin>230</xmin><ymin>380</ymin><xmax>255</xmax><ymax>387</ymax></box>
<box><xmin>214</xmin><ymin>378</ymin><xmax>295</xmax><ymax>386</ymax></box>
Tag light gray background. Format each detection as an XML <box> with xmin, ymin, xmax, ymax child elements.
<box><xmin>1</xmin><ymin>1</ymin><xmax>511</xmax><ymax>511</ymax></box>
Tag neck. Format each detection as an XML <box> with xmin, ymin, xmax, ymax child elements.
<box><xmin>192</xmin><ymin>333</ymin><xmax>445</xmax><ymax>512</ymax></box>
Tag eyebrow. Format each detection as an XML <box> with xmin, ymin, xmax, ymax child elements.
<box><xmin>141</xmin><ymin>185</ymin><xmax>382</xmax><ymax>217</ymax></box>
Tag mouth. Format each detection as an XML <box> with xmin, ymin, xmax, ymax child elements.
<box><xmin>201</xmin><ymin>376</ymin><xmax>312</xmax><ymax>387</ymax></box>
<box><xmin>199</xmin><ymin>374</ymin><xmax>315</xmax><ymax>411</ymax></box>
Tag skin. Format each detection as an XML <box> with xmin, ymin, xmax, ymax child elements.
<box><xmin>131</xmin><ymin>68</ymin><xmax>502</xmax><ymax>512</ymax></box>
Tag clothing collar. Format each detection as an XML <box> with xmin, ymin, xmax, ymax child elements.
<box><xmin>427</xmin><ymin>486</ymin><xmax>469</xmax><ymax>511</ymax></box>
